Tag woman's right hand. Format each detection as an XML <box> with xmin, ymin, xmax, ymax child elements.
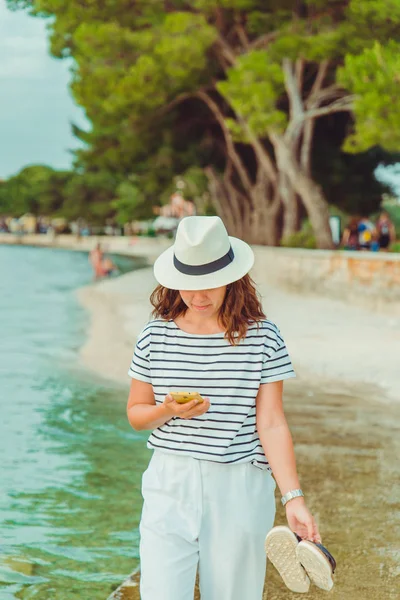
<box><xmin>163</xmin><ymin>394</ymin><xmax>210</xmax><ymax>420</ymax></box>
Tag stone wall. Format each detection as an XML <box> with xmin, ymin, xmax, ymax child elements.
<box><xmin>2</xmin><ymin>233</ymin><xmax>399</xmax><ymax>311</ymax></box>
<box><xmin>252</xmin><ymin>246</ymin><xmax>400</xmax><ymax>312</ymax></box>
<box><xmin>0</xmin><ymin>232</ymin><xmax>170</xmax><ymax>261</ymax></box>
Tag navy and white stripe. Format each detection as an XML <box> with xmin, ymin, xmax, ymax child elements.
<box><xmin>128</xmin><ymin>319</ymin><xmax>296</xmax><ymax>470</ymax></box>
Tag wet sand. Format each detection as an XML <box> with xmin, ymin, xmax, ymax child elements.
<box><xmin>74</xmin><ymin>259</ymin><xmax>400</xmax><ymax>599</ymax></box>
<box><xmin>2</xmin><ymin>236</ymin><xmax>398</xmax><ymax>597</ymax></box>
<box><xmin>106</xmin><ymin>378</ymin><xmax>400</xmax><ymax>600</ymax></box>
<box><xmin>78</xmin><ymin>267</ymin><xmax>400</xmax><ymax>402</ymax></box>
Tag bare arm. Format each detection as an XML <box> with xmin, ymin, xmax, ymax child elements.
<box><xmin>127</xmin><ymin>379</ymin><xmax>172</xmax><ymax>430</ymax></box>
<box><xmin>256</xmin><ymin>380</ymin><xmax>321</xmax><ymax>542</ymax></box>
<box><xmin>341</xmin><ymin>227</ymin><xmax>350</xmax><ymax>246</ymax></box>
<box><xmin>127</xmin><ymin>378</ymin><xmax>210</xmax><ymax>431</ymax></box>
<box><xmin>256</xmin><ymin>380</ymin><xmax>300</xmax><ymax>496</ymax></box>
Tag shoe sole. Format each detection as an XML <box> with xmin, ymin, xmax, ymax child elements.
<box><xmin>296</xmin><ymin>541</ymin><xmax>334</xmax><ymax>591</ymax></box>
<box><xmin>265</xmin><ymin>526</ymin><xmax>310</xmax><ymax>593</ymax></box>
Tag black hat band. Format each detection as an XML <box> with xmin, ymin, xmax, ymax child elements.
<box><xmin>173</xmin><ymin>246</ymin><xmax>234</xmax><ymax>276</ymax></box>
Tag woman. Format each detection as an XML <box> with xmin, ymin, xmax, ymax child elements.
<box><xmin>127</xmin><ymin>216</ymin><xmax>321</xmax><ymax>600</ymax></box>
<box><xmin>376</xmin><ymin>211</ymin><xmax>396</xmax><ymax>251</ymax></box>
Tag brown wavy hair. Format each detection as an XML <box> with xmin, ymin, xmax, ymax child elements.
<box><xmin>150</xmin><ymin>274</ymin><xmax>266</xmax><ymax>345</ymax></box>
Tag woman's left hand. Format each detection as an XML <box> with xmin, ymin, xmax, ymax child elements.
<box><xmin>285</xmin><ymin>498</ymin><xmax>321</xmax><ymax>543</ymax></box>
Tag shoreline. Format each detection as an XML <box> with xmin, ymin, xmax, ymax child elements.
<box><xmin>3</xmin><ymin>232</ymin><xmax>400</xmax><ymax>313</ymax></box>
<box><xmin>6</xmin><ymin>234</ymin><xmax>398</xmax><ymax>598</ymax></box>
<box><xmin>74</xmin><ymin>247</ymin><xmax>400</xmax><ymax>403</ymax></box>
<box><xmin>4</xmin><ymin>233</ymin><xmax>398</xmax><ymax>399</ymax></box>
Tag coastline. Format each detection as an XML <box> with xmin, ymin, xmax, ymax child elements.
<box><xmin>5</xmin><ymin>235</ymin><xmax>398</xmax><ymax>598</ymax></box>
<box><xmin>77</xmin><ymin>260</ymin><xmax>400</xmax><ymax>403</ymax></box>
<box><xmin>4</xmin><ymin>233</ymin><xmax>398</xmax><ymax>398</ymax></box>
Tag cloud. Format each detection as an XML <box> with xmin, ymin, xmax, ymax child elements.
<box><xmin>0</xmin><ymin>1</ymin><xmax>87</xmax><ymax>178</ymax></box>
<box><xmin>0</xmin><ymin>5</ymin><xmax>53</xmax><ymax>80</ymax></box>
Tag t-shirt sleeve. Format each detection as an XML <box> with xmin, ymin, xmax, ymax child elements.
<box><xmin>260</xmin><ymin>324</ymin><xmax>296</xmax><ymax>384</ymax></box>
<box><xmin>128</xmin><ymin>326</ymin><xmax>152</xmax><ymax>383</ymax></box>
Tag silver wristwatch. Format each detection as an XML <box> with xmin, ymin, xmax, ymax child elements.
<box><xmin>281</xmin><ymin>489</ymin><xmax>304</xmax><ymax>507</ymax></box>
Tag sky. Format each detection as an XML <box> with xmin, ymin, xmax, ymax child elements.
<box><xmin>0</xmin><ymin>1</ymin><xmax>87</xmax><ymax>179</ymax></box>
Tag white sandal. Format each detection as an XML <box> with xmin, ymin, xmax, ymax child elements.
<box><xmin>264</xmin><ymin>526</ymin><xmax>310</xmax><ymax>593</ymax></box>
<box><xmin>296</xmin><ymin>539</ymin><xmax>336</xmax><ymax>591</ymax></box>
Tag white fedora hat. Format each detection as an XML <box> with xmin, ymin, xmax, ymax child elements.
<box><xmin>153</xmin><ymin>216</ymin><xmax>254</xmax><ymax>290</ymax></box>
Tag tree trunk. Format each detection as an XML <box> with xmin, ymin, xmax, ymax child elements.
<box><xmin>205</xmin><ymin>166</ymin><xmax>240</xmax><ymax>236</ymax></box>
<box><xmin>247</xmin><ymin>200</ymin><xmax>280</xmax><ymax>245</ymax></box>
<box><xmin>205</xmin><ymin>167</ymin><xmax>280</xmax><ymax>245</ymax></box>
<box><xmin>248</xmin><ymin>167</ymin><xmax>280</xmax><ymax>245</ymax></box>
<box><xmin>271</xmin><ymin>134</ymin><xmax>334</xmax><ymax>249</ymax></box>
<box><xmin>278</xmin><ymin>171</ymin><xmax>301</xmax><ymax>239</ymax></box>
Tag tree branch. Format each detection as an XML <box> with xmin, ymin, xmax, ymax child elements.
<box><xmin>300</xmin><ymin>117</ymin><xmax>315</xmax><ymax>175</ymax></box>
<box><xmin>158</xmin><ymin>91</ymin><xmax>195</xmax><ymax>115</ymax></box>
<box><xmin>282</xmin><ymin>58</ymin><xmax>305</xmax><ymax>143</ymax></box>
<box><xmin>195</xmin><ymin>90</ymin><xmax>253</xmax><ymax>192</ymax></box>
<box><xmin>282</xmin><ymin>58</ymin><xmax>304</xmax><ymax>122</ymax></box>
<box><xmin>237</xmin><ymin>117</ymin><xmax>278</xmax><ymax>184</ymax></box>
<box><xmin>214</xmin><ymin>36</ymin><xmax>237</xmax><ymax>67</ymax></box>
<box><xmin>308</xmin><ymin>84</ymin><xmax>347</xmax><ymax>108</ymax></box>
<box><xmin>248</xmin><ymin>31</ymin><xmax>279</xmax><ymax>50</ymax></box>
<box><xmin>295</xmin><ymin>57</ymin><xmax>305</xmax><ymax>91</ymax></box>
<box><xmin>235</xmin><ymin>24</ymin><xmax>249</xmax><ymax>49</ymax></box>
<box><xmin>305</xmin><ymin>95</ymin><xmax>356</xmax><ymax>119</ymax></box>
<box><xmin>307</xmin><ymin>59</ymin><xmax>330</xmax><ymax>105</ymax></box>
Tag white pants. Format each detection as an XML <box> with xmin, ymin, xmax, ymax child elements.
<box><xmin>139</xmin><ymin>451</ymin><xmax>276</xmax><ymax>600</ymax></box>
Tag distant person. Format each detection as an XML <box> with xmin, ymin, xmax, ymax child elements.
<box><xmin>0</xmin><ymin>219</ymin><xmax>9</xmax><ymax>233</ymax></box>
<box><xmin>101</xmin><ymin>256</ymin><xmax>117</xmax><ymax>277</ymax></box>
<box><xmin>376</xmin><ymin>211</ymin><xmax>396</xmax><ymax>252</ymax></box>
<box><xmin>369</xmin><ymin>229</ymin><xmax>380</xmax><ymax>253</ymax></box>
<box><xmin>341</xmin><ymin>217</ymin><xmax>360</xmax><ymax>250</ymax></box>
<box><xmin>358</xmin><ymin>217</ymin><xmax>375</xmax><ymax>251</ymax></box>
<box><xmin>89</xmin><ymin>243</ymin><xmax>105</xmax><ymax>280</ymax></box>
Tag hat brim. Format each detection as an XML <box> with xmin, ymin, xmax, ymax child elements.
<box><xmin>153</xmin><ymin>236</ymin><xmax>254</xmax><ymax>290</ymax></box>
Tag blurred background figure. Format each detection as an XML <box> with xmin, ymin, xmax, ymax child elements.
<box><xmin>341</xmin><ymin>217</ymin><xmax>360</xmax><ymax>250</ymax></box>
<box><xmin>89</xmin><ymin>243</ymin><xmax>105</xmax><ymax>279</ymax></box>
<box><xmin>357</xmin><ymin>217</ymin><xmax>376</xmax><ymax>251</ymax></box>
<box><xmin>89</xmin><ymin>242</ymin><xmax>118</xmax><ymax>279</ymax></box>
<box><xmin>101</xmin><ymin>255</ymin><xmax>117</xmax><ymax>277</ymax></box>
<box><xmin>376</xmin><ymin>211</ymin><xmax>396</xmax><ymax>251</ymax></box>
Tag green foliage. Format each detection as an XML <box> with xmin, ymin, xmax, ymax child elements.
<box><xmin>71</xmin><ymin>13</ymin><xmax>216</xmax><ymax>127</ymax></box>
<box><xmin>61</xmin><ymin>171</ymin><xmax>119</xmax><ymax>223</ymax></box>
<box><xmin>0</xmin><ymin>165</ymin><xmax>71</xmax><ymax>217</ymax></box>
<box><xmin>193</xmin><ymin>0</ymin><xmax>261</xmax><ymax>12</ymax></box>
<box><xmin>312</xmin><ymin>135</ymin><xmax>395</xmax><ymax>216</ymax></box>
<box><xmin>112</xmin><ymin>177</ymin><xmax>152</xmax><ymax>224</ymax></box>
<box><xmin>177</xmin><ymin>167</ymin><xmax>216</xmax><ymax>215</ymax></box>
<box><xmin>6</xmin><ymin>0</ymin><xmax>400</xmax><ymax>232</ymax></box>
<box><xmin>338</xmin><ymin>41</ymin><xmax>400</xmax><ymax>153</ymax></box>
<box><xmin>218</xmin><ymin>50</ymin><xmax>286</xmax><ymax>137</ymax></box>
<box><xmin>389</xmin><ymin>242</ymin><xmax>400</xmax><ymax>253</ymax></box>
<box><xmin>0</xmin><ymin>164</ymin><xmax>115</xmax><ymax>226</ymax></box>
<box><xmin>345</xmin><ymin>0</ymin><xmax>400</xmax><ymax>42</ymax></box>
<box><xmin>247</xmin><ymin>10</ymin><xmax>292</xmax><ymax>36</ymax></box>
<box><xmin>381</xmin><ymin>200</ymin><xmax>400</xmax><ymax>238</ymax></box>
<box><xmin>281</xmin><ymin>221</ymin><xmax>317</xmax><ymax>249</ymax></box>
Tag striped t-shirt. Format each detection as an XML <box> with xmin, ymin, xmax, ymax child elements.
<box><xmin>128</xmin><ymin>319</ymin><xmax>296</xmax><ymax>470</ymax></box>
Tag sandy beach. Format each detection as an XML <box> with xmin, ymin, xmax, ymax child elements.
<box><xmin>2</xmin><ymin>236</ymin><xmax>398</xmax><ymax>598</ymax></box>
<box><xmin>74</xmin><ymin>246</ymin><xmax>400</xmax><ymax>600</ymax></box>
<box><xmin>74</xmin><ymin>244</ymin><xmax>400</xmax><ymax>599</ymax></box>
<box><xmin>77</xmin><ymin>260</ymin><xmax>400</xmax><ymax>403</ymax></box>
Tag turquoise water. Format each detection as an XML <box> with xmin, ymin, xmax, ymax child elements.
<box><xmin>0</xmin><ymin>246</ymin><xmax>150</xmax><ymax>599</ymax></box>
